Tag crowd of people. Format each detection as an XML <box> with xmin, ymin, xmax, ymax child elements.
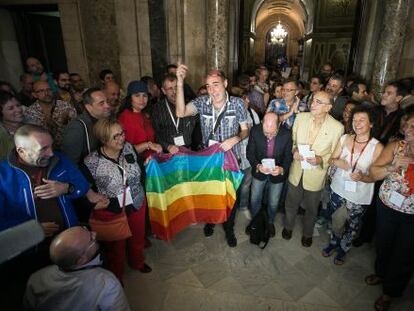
<box><xmin>0</xmin><ymin>56</ymin><xmax>413</xmax><ymax>311</ymax></box>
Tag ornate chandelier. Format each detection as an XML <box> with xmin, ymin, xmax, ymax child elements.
<box><xmin>270</xmin><ymin>21</ymin><xmax>287</xmax><ymax>45</ymax></box>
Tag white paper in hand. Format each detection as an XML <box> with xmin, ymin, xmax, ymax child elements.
<box><xmin>261</xmin><ymin>158</ymin><xmax>275</xmax><ymax>170</ymax></box>
<box><xmin>298</xmin><ymin>144</ymin><xmax>316</xmax><ymax>170</ymax></box>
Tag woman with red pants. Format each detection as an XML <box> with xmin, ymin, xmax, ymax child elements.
<box><xmin>84</xmin><ymin>119</ymin><xmax>151</xmax><ymax>283</ymax></box>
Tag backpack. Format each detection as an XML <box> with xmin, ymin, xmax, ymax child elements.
<box><xmin>246</xmin><ymin>207</ymin><xmax>270</xmax><ymax>249</ymax></box>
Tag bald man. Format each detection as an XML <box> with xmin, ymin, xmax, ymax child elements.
<box><xmin>24</xmin><ymin>227</ymin><xmax>130</xmax><ymax>311</ymax></box>
<box><xmin>282</xmin><ymin>91</ymin><xmax>344</xmax><ymax>247</ymax></box>
<box><xmin>103</xmin><ymin>81</ymin><xmax>121</xmax><ymax>114</ymax></box>
<box><xmin>25</xmin><ymin>57</ymin><xmax>58</xmax><ymax>93</ymax></box>
<box><xmin>247</xmin><ymin>112</ymin><xmax>293</xmax><ymax>236</ymax></box>
<box><xmin>24</xmin><ymin>81</ymin><xmax>77</xmax><ymax>149</ymax></box>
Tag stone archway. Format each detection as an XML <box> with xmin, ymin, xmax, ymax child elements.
<box><xmin>240</xmin><ymin>0</ymin><xmax>315</xmax><ymax>70</ymax></box>
<box><xmin>250</xmin><ymin>0</ymin><xmax>313</xmax><ymax>35</ymax></box>
<box><xmin>251</xmin><ymin>0</ymin><xmax>311</xmax><ymax>66</ymax></box>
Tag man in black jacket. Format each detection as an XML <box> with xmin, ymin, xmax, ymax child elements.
<box><xmin>247</xmin><ymin>112</ymin><xmax>293</xmax><ymax>236</ymax></box>
<box><xmin>61</xmin><ymin>88</ymin><xmax>111</xmax><ymax>222</ymax></box>
<box><xmin>151</xmin><ymin>74</ymin><xmax>196</xmax><ymax>153</ymax></box>
<box><xmin>62</xmin><ymin>88</ymin><xmax>111</xmax><ymax>166</ymax></box>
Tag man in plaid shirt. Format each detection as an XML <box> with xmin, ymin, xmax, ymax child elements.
<box><xmin>175</xmin><ymin>64</ymin><xmax>249</xmax><ymax>247</ymax></box>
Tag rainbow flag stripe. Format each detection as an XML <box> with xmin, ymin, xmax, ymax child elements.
<box><xmin>145</xmin><ymin>145</ymin><xmax>243</xmax><ymax>241</ymax></box>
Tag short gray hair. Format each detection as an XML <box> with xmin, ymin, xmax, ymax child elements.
<box><xmin>14</xmin><ymin>124</ymin><xmax>51</xmax><ymax>148</ymax></box>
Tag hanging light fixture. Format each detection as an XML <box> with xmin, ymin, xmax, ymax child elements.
<box><xmin>270</xmin><ymin>21</ymin><xmax>287</xmax><ymax>45</ymax></box>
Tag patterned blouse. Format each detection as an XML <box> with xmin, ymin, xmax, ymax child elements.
<box><xmin>379</xmin><ymin>140</ymin><xmax>414</xmax><ymax>214</ymax></box>
<box><xmin>84</xmin><ymin>142</ymin><xmax>145</xmax><ymax>211</ymax></box>
<box><xmin>24</xmin><ymin>100</ymin><xmax>77</xmax><ymax>149</ymax></box>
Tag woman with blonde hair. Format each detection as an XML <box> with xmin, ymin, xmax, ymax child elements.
<box><xmin>83</xmin><ymin>118</ymin><xmax>151</xmax><ymax>284</ymax></box>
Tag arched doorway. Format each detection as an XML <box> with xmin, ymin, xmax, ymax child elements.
<box><xmin>253</xmin><ymin>0</ymin><xmax>308</xmax><ymax>66</ymax></box>
<box><xmin>264</xmin><ymin>26</ymin><xmax>288</xmax><ymax>67</ymax></box>
<box><xmin>238</xmin><ymin>0</ymin><xmax>313</xmax><ymax>74</ymax></box>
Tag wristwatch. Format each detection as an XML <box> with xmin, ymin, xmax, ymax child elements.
<box><xmin>67</xmin><ymin>183</ymin><xmax>75</xmax><ymax>194</ymax></box>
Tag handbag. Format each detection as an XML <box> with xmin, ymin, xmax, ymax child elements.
<box><xmin>89</xmin><ymin>212</ymin><xmax>132</xmax><ymax>241</ymax></box>
<box><xmin>89</xmin><ymin>183</ymin><xmax>132</xmax><ymax>241</ymax></box>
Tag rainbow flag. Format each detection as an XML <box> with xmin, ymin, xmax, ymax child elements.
<box><xmin>145</xmin><ymin>145</ymin><xmax>243</xmax><ymax>241</ymax></box>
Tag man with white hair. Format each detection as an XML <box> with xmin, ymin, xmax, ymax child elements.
<box><xmin>0</xmin><ymin>124</ymin><xmax>89</xmax><ymax>234</ymax></box>
<box><xmin>0</xmin><ymin>124</ymin><xmax>90</xmax><ymax>309</ymax></box>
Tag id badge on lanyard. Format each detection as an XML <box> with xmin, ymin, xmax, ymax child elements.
<box><xmin>115</xmin><ymin>163</ymin><xmax>133</xmax><ymax>207</ymax></box>
<box><xmin>210</xmin><ymin>103</ymin><xmax>226</xmax><ymax>144</ymax></box>
<box><xmin>166</xmin><ymin>100</ymin><xmax>185</xmax><ymax>146</ymax></box>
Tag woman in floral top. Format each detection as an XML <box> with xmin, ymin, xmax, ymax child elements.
<box><xmin>365</xmin><ymin>109</ymin><xmax>414</xmax><ymax>311</ymax></box>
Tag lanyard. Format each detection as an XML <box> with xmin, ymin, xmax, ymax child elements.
<box><xmin>212</xmin><ymin>102</ymin><xmax>226</xmax><ymax>133</ymax></box>
<box><xmin>116</xmin><ymin>162</ymin><xmax>128</xmax><ymax>187</ymax></box>
<box><xmin>115</xmin><ymin>162</ymin><xmax>128</xmax><ymax>208</ymax></box>
<box><xmin>350</xmin><ymin>136</ymin><xmax>370</xmax><ymax>173</ymax></box>
<box><xmin>165</xmin><ymin>99</ymin><xmax>180</xmax><ymax>133</ymax></box>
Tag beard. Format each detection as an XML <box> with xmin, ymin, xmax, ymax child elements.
<box><xmin>60</xmin><ymin>84</ymin><xmax>71</xmax><ymax>91</ymax></box>
<box><xmin>36</xmin><ymin>156</ymin><xmax>51</xmax><ymax>167</ymax></box>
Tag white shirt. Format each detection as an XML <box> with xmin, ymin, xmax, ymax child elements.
<box><xmin>330</xmin><ymin>135</ymin><xmax>379</xmax><ymax>205</ymax></box>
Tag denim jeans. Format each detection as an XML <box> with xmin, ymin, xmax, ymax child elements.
<box><xmin>250</xmin><ymin>177</ymin><xmax>284</xmax><ymax>223</ymax></box>
<box><xmin>236</xmin><ymin>167</ymin><xmax>252</xmax><ymax>210</ymax></box>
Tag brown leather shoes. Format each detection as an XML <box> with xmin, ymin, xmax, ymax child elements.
<box><xmin>301</xmin><ymin>236</ymin><xmax>312</xmax><ymax>247</ymax></box>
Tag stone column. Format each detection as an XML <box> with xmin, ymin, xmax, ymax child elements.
<box><xmin>114</xmin><ymin>0</ymin><xmax>152</xmax><ymax>89</ymax></box>
<box><xmin>206</xmin><ymin>0</ymin><xmax>230</xmax><ymax>72</ymax></box>
<box><xmin>371</xmin><ymin>0</ymin><xmax>413</xmax><ymax>98</ymax></box>
<box><xmin>78</xmin><ymin>0</ymin><xmax>121</xmax><ymax>86</ymax></box>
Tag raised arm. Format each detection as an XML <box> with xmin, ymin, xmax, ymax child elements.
<box><xmin>176</xmin><ymin>64</ymin><xmax>197</xmax><ymax>117</ymax></box>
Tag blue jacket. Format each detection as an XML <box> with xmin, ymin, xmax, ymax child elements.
<box><xmin>0</xmin><ymin>151</ymin><xmax>89</xmax><ymax>231</ymax></box>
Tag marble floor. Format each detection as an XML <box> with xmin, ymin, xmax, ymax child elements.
<box><xmin>123</xmin><ymin>212</ymin><xmax>414</xmax><ymax>311</ymax></box>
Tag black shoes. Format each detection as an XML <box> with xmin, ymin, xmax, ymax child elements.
<box><xmin>301</xmin><ymin>236</ymin><xmax>313</xmax><ymax>247</ymax></box>
<box><xmin>225</xmin><ymin>232</ymin><xmax>237</xmax><ymax>247</ymax></box>
<box><xmin>282</xmin><ymin>228</ymin><xmax>292</xmax><ymax>240</ymax></box>
<box><xmin>204</xmin><ymin>223</ymin><xmax>237</xmax><ymax>247</ymax></box>
<box><xmin>203</xmin><ymin>224</ymin><xmax>214</xmax><ymax>237</ymax></box>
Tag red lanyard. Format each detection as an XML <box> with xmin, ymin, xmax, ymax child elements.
<box><xmin>350</xmin><ymin>136</ymin><xmax>370</xmax><ymax>173</ymax></box>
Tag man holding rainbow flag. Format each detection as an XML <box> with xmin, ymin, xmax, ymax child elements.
<box><xmin>167</xmin><ymin>64</ymin><xmax>249</xmax><ymax>247</ymax></box>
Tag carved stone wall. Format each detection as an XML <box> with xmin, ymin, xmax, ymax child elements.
<box><xmin>309</xmin><ymin>36</ymin><xmax>352</xmax><ymax>76</ymax></box>
<box><xmin>307</xmin><ymin>0</ymin><xmax>357</xmax><ymax>76</ymax></box>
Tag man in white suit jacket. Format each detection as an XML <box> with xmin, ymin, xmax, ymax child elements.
<box><xmin>282</xmin><ymin>91</ymin><xmax>344</xmax><ymax>247</ymax></box>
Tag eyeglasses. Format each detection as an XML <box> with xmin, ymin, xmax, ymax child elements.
<box><xmin>78</xmin><ymin>227</ymin><xmax>97</xmax><ymax>258</ymax></box>
<box><xmin>34</xmin><ymin>88</ymin><xmax>52</xmax><ymax>94</ymax></box>
<box><xmin>312</xmin><ymin>98</ymin><xmax>331</xmax><ymax>105</ymax></box>
<box><xmin>112</xmin><ymin>131</ymin><xmax>125</xmax><ymax>140</ymax></box>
